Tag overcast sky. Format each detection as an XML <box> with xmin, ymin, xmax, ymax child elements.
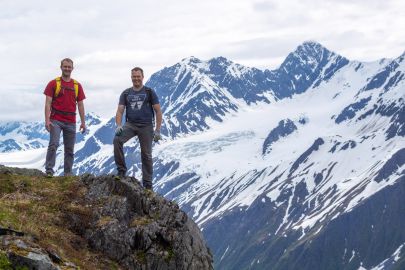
<box><xmin>1</xmin><ymin>0</ymin><xmax>404</xmax><ymax>123</ymax></box>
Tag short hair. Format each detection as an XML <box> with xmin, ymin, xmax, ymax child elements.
<box><xmin>131</xmin><ymin>67</ymin><xmax>144</xmax><ymax>76</ymax></box>
<box><xmin>60</xmin><ymin>58</ymin><xmax>74</xmax><ymax>67</ymax></box>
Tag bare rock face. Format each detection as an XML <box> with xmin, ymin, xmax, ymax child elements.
<box><xmin>66</xmin><ymin>174</ymin><xmax>213</xmax><ymax>270</ymax></box>
<box><xmin>0</xmin><ymin>232</ymin><xmax>78</xmax><ymax>270</ymax></box>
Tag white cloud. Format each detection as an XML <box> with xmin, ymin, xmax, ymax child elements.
<box><xmin>0</xmin><ymin>0</ymin><xmax>404</xmax><ymax>122</ymax></box>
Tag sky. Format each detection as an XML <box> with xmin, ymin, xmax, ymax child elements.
<box><xmin>1</xmin><ymin>0</ymin><xmax>404</xmax><ymax>123</ymax></box>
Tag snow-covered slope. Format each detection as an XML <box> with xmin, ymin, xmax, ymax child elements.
<box><xmin>1</xmin><ymin>42</ymin><xmax>404</xmax><ymax>270</ymax></box>
<box><xmin>0</xmin><ymin>121</ymin><xmax>48</xmax><ymax>152</ymax></box>
<box><xmin>0</xmin><ymin>112</ymin><xmax>104</xmax><ymax>168</ymax></box>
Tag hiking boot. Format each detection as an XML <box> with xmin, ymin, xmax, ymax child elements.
<box><xmin>46</xmin><ymin>172</ymin><xmax>53</xmax><ymax>178</ymax></box>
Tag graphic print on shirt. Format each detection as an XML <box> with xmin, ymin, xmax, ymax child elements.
<box><xmin>128</xmin><ymin>93</ymin><xmax>147</xmax><ymax>111</ymax></box>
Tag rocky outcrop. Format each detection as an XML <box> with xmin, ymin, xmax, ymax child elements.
<box><xmin>0</xmin><ymin>169</ymin><xmax>213</xmax><ymax>270</ymax></box>
<box><xmin>66</xmin><ymin>174</ymin><xmax>213</xmax><ymax>270</ymax></box>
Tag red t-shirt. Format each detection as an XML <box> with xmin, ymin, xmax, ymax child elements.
<box><xmin>44</xmin><ymin>78</ymin><xmax>86</xmax><ymax>123</ymax></box>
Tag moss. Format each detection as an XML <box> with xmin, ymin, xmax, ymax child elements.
<box><xmin>15</xmin><ymin>266</ymin><xmax>29</xmax><ymax>270</ymax></box>
<box><xmin>130</xmin><ymin>216</ymin><xmax>152</xmax><ymax>227</ymax></box>
<box><xmin>106</xmin><ymin>261</ymin><xmax>120</xmax><ymax>270</ymax></box>
<box><xmin>165</xmin><ymin>248</ymin><xmax>175</xmax><ymax>262</ymax></box>
<box><xmin>136</xmin><ymin>251</ymin><xmax>146</xmax><ymax>264</ymax></box>
<box><xmin>0</xmin><ymin>252</ymin><xmax>13</xmax><ymax>270</ymax></box>
<box><xmin>97</xmin><ymin>216</ymin><xmax>114</xmax><ymax>227</ymax></box>
<box><xmin>0</xmin><ymin>251</ymin><xmax>29</xmax><ymax>270</ymax></box>
<box><xmin>151</xmin><ymin>211</ymin><xmax>161</xmax><ymax>220</ymax></box>
<box><xmin>0</xmin><ymin>205</ymin><xmax>19</xmax><ymax>228</ymax></box>
<box><xmin>0</xmin><ymin>175</ymin><xmax>17</xmax><ymax>194</ymax></box>
<box><xmin>58</xmin><ymin>176</ymin><xmax>80</xmax><ymax>190</ymax></box>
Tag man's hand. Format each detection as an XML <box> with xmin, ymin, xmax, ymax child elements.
<box><xmin>115</xmin><ymin>125</ymin><xmax>123</xmax><ymax>136</ymax></box>
<box><xmin>45</xmin><ymin>120</ymin><xmax>52</xmax><ymax>132</ymax></box>
<box><xmin>153</xmin><ymin>130</ymin><xmax>161</xmax><ymax>142</ymax></box>
<box><xmin>79</xmin><ymin>123</ymin><xmax>86</xmax><ymax>134</ymax></box>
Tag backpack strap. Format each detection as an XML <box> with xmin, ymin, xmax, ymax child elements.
<box><xmin>144</xmin><ymin>87</ymin><xmax>155</xmax><ymax>127</ymax></box>
<box><xmin>54</xmin><ymin>77</ymin><xmax>79</xmax><ymax>99</ymax></box>
<box><xmin>51</xmin><ymin>77</ymin><xmax>79</xmax><ymax>116</ymax></box>
<box><xmin>55</xmin><ymin>77</ymin><xmax>62</xmax><ymax>97</ymax></box>
<box><xmin>123</xmin><ymin>89</ymin><xmax>130</xmax><ymax>122</ymax></box>
<box><xmin>73</xmin><ymin>79</ymin><xmax>79</xmax><ymax>99</ymax></box>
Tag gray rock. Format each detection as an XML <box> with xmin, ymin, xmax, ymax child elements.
<box><xmin>67</xmin><ymin>174</ymin><xmax>213</xmax><ymax>270</ymax></box>
<box><xmin>0</xmin><ymin>235</ymin><xmax>78</xmax><ymax>270</ymax></box>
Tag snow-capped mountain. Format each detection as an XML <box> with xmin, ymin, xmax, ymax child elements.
<box><xmin>1</xmin><ymin>41</ymin><xmax>404</xmax><ymax>270</ymax></box>
<box><xmin>0</xmin><ymin>112</ymin><xmax>104</xmax><ymax>168</ymax></box>
<box><xmin>145</xmin><ymin>42</ymin><xmax>349</xmax><ymax>138</ymax></box>
<box><xmin>0</xmin><ymin>112</ymin><xmax>103</xmax><ymax>153</ymax></box>
<box><xmin>0</xmin><ymin>121</ymin><xmax>48</xmax><ymax>152</ymax></box>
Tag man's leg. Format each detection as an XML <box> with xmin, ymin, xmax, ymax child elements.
<box><xmin>138</xmin><ymin>125</ymin><xmax>154</xmax><ymax>189</ymax></box>
<box><xmin>62</xmin><ymin>122</ymin><xmax>76</xmax><ymax>176</ymax></box>
<box><xmin>113</xmin><ymin>123</ymin><xmax>135</xmax><ymax>176</ymax></box>
<box><xmin>45</xmin><ymin>120</ymin><xmax>62</xmax><ymax>176</ymax></box>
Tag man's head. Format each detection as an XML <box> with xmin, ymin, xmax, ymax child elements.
<box><xmin>131</xmin><ymin>67</ymin><xmax>144</xmax><ymax>89</ymax></box>
<box><xmin>60</xmin><ymin>58</ymin><xmax>74</xmax><ymax>79</ymax></box>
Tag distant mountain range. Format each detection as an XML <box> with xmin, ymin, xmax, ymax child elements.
<box><xmin>0</xmin><ymin>121</ymin><xmax>47</xmax><ymax>152</ymax></box>
<box><xmin>0</xmin><ymin>41</ymin><xmax>404</xmax><ymax>270</ymax></box>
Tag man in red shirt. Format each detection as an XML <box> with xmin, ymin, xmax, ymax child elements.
<box><xmin>43</xmin><ymin>58</ymin><xmax>86</xmax><ymax>177</ymax></box>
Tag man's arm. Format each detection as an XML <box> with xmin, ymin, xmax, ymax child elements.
<box><xmin>44</xmin><ymin>96</ymin><xmax>53</xmax><ymax>132</ymax></box>
<box><xmin>116</xmin><ymin>105</ymin><xmax>125</xmax><ymax>126</ymax></box>
<box><xmin>77</xmin><ymin>100</ymin><xmax>86</xmax><ymax>132</ymax></box>
<box><xmin>153</xmin><ymin>104</ymin><xmax>162</xmax><ymax>132</ymax></box>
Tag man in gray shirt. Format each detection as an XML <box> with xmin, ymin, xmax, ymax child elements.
<box><xmin>113</xmin><ymin>67</ymin><xmax>162</xmax><ymax>190</ymax></box>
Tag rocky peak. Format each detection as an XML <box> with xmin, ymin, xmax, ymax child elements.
<box><xmin>180</xmin><ymin>56</ymin><xmax>204</xmax><ymax>70</ymax></box>
<box><xmin>208</xmin><ymin>56</ymin><xmax>232</xmax><ymax>68</ymax></box>
<box><xmin>280</xmin><ymin>41</ymin><xmax>334</xmax><ymax>71</ymax></box>
<box><xmin>274</xmin><ymin>41</ymin><xmax>349</xmax><ymax>97</ymax></box>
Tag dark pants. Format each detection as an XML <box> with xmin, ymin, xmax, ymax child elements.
<box><xmin>113</xmin><ymin>122</ymin><xmax>154</xmax><ymax>189</ymax></box>
<box><xmin>45</xmin><ymin>120</ymin><xmax>76</xmax><ymax>176</ymax></box>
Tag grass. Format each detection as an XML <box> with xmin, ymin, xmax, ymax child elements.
<box><xmin>97</xmin><ymin>216</ymin><xmax>114</xmax><ymax>227</ymax></box>
<box><xmin>0</xmin><ymin>251</ymin><xmax>13</xmax><ymax>270</ymax></box>
<box><xmin>0</xmin><ymin>173</ymin><xmax>118</xmax><ymax>269</ymax></box>
<box><xmin>130</xmin><ymin>216</ymin><xmax>153</xmax><ymax>227</ymax></box>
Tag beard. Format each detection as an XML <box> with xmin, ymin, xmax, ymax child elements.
<box><xmin>62</xmin><ymin>70</ymin><xmax>72</xmax><ymax>77</ymax></box>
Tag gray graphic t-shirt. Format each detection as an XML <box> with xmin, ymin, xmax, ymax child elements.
<box><xmin>119</xmin><ymin>86</ymin><xmax>159</xmax><ymax>125</ymax></box>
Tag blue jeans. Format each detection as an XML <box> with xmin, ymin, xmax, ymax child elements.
<box><xmin>45</xmin><ymin>120</ymin><xmax>76</xmax><ymax>175</ymax></box>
